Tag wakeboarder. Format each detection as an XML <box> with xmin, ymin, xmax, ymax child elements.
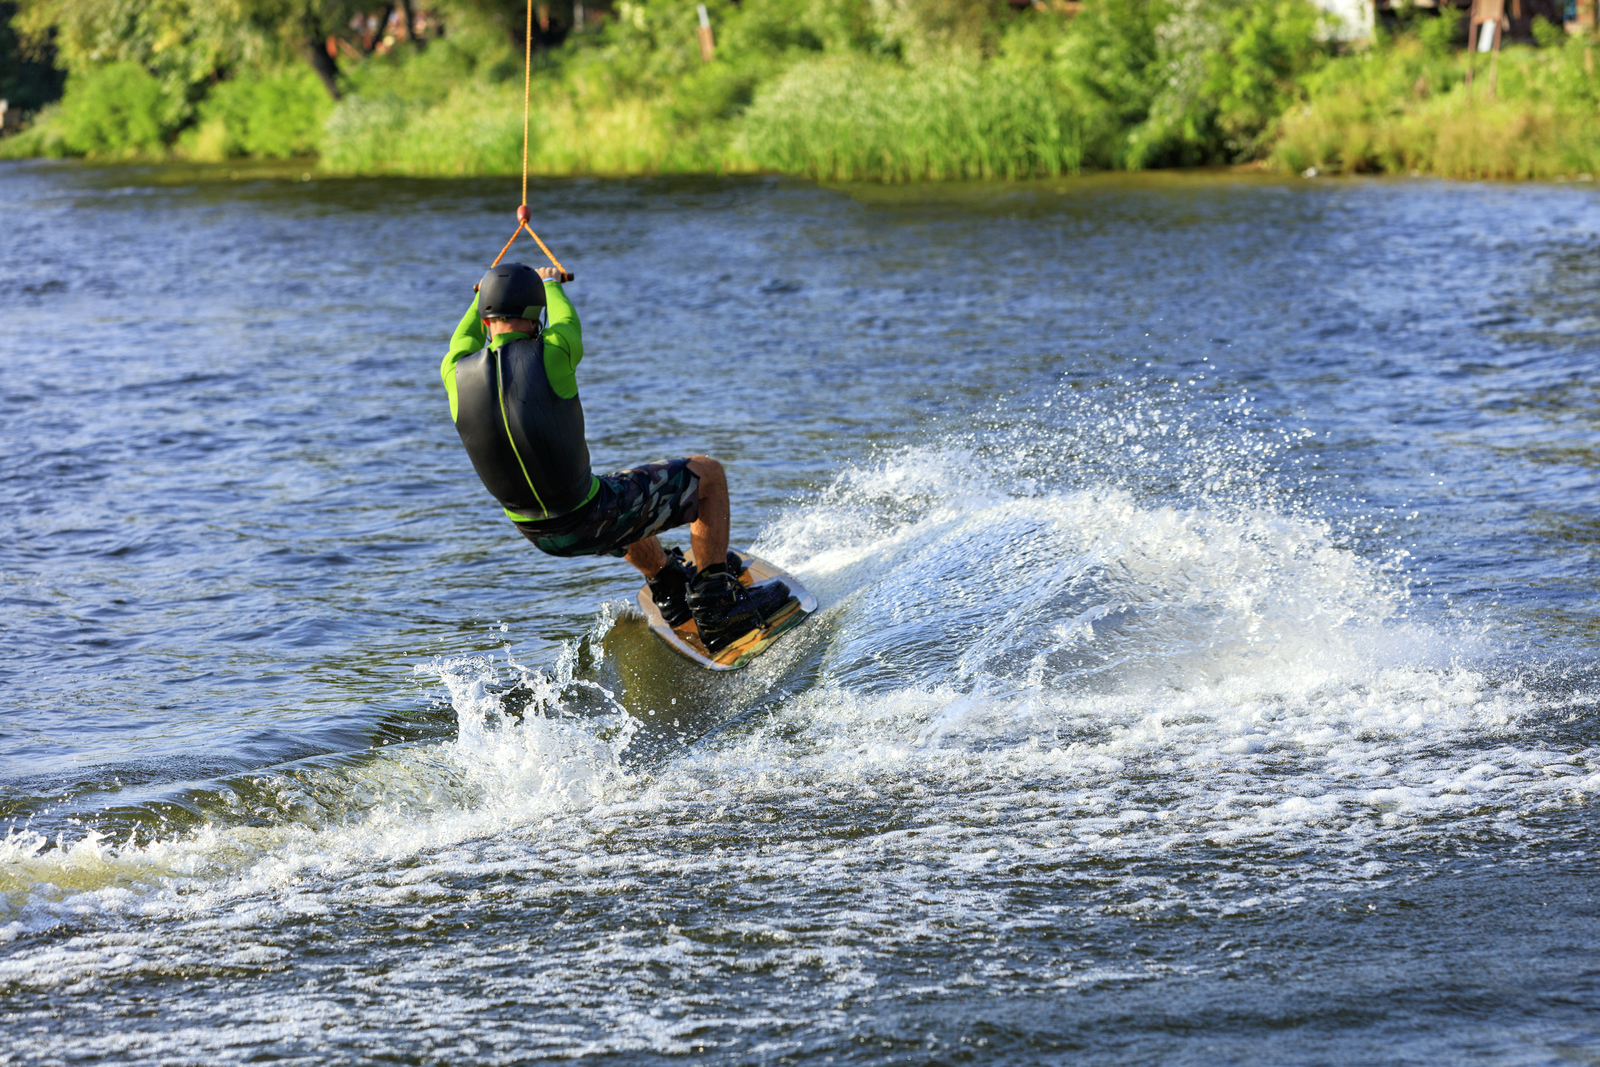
<box><xmin>441</xmin><ymin>262</ymin><xmax>793</xmax><ymax>652</ymax></box>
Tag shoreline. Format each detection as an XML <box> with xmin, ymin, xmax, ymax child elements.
<box><xmin>5</xmin><ymin>155</ymin><xmax>1598</xmax><ymax>189</ymax></box>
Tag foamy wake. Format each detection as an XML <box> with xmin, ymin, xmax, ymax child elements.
<box><xmin>2</xmin><ymin>445</ymin><xmax>1596</xmax><ymax>964</ymax></box>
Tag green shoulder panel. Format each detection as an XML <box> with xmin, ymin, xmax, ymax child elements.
<box><xmin>541</xmin><ymin>280</ymin><xmax>583</xmax><ymax>400</ymax></box>
<box><xmin>441</xmin><ymin>293</ymin><xmax>487</xmax><ymax>422</ymax></box>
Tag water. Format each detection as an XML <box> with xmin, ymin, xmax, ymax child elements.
<box><xmin>2</xmin><ymin>160</ymin><xmax>1599</xmax><ymax>1065</ymax></box>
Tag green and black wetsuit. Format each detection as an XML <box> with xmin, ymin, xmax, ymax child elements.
<box><xmin>440</xmin><ymin>279</ymin><xmax>600</xmax><ymax>522</ymax></box>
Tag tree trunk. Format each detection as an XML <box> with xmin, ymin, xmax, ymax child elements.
<box><xmin>304</xmin><ymin>16</ymin><xmax>342</xmax><ymax>101</ymax></box>
<box><xmin>398</xmin><ymin>0</ymin><xmax>424</xmax><ymax>49</ymax></box>
<box><xmin>363</xmin><ymin>3</ymin><xmax>395</xmax><ymax>52</ymax></box>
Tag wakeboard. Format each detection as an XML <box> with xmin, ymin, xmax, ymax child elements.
<box><xmin>637</xmin><ymin>549</ymin><xmax>815</xmax><ymax>671</ymax></box>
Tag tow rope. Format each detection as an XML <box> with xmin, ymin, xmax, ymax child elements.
<box><xmin>488</xmin><ymin>0</ymin><xmax>573</xmax><ymax>281</ymax></box>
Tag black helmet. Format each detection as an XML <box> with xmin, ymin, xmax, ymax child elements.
<box><xmin>477</xmin><ymin>262</ymin><xmax>546</xmax><ymax>319</ymax></box>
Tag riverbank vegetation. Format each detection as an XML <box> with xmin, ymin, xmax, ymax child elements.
<box><xmin>1275</xmin><ymin>18</ymin><xmax>1600</xmax><ymax>179</ymax></box>
<box><xmin>1</xmin><ymin>0</ymin><xmax>1596</xmax><ymax>181</ymax></box>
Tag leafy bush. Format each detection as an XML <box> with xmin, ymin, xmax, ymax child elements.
<box><xmin>55</xmin><ymin>61</ymin><xmax>168</xmax><ymax>157</ymax></box>
<box><xmin>183</xmin><ymin>67</ymin><xmax>331</xmax><ymax>160</ymax></box>
<box><xmin>340</xmin><ymin>31</ymin><xmax>501</xmax><ymax>105</ymax></box>
<box><xmin>1205</xmin><ymin>0</ymin><xmax>1327</xmax><ymax>157</ymax></box>
<box><xmin>1057</xmin><ymin>0</ymin><xmax>1326</xmax><ymax>167</ymax></box>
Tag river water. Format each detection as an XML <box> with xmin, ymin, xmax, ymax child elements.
<box><xmin>2</xmin><ymin>161</ymin><xmax>1598</xmax><ymax>1065</ymax></box>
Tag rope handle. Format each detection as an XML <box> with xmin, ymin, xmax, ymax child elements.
<box><xmin>487</xmin><ymin>214</ymin><xmax>573</xmax><ymax>280</ymax></box>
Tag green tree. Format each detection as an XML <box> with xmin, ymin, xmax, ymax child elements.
<box><xmin>10</xmin><ymin>0</ymin><xmax>390</xmax><ymax>108</ymax></box>
<box><xmin>0</xmin><ymin>0</ymin><xmax>65</xmax><ymax>113</ymax></box>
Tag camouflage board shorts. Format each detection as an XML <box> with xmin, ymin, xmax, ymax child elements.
<box><xmin>514</xmin><ymin>458</ymin><xmax>700</xmax><ymax>558</ymax></box>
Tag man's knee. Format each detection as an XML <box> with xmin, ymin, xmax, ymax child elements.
<box><xmin>687</xmin><ymin>455</ymin><xmax>724</xmax><ymax>489</ymax></box>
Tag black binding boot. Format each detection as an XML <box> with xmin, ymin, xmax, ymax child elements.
<box><xmin>688</xmin><ymin>564</ymin><xmax>793</xmax><ymax>653</ymax></box>
<box><xmin>648</xmin><ymin>550</ymin><xmax>752</xmax><ymax>632</ymax></box>
<box><xmin>646</xmin><ymin>551</ymin><xmax>696</xmax><ymax>627</ymax></box>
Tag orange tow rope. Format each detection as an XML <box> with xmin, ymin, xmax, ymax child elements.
<box><xmin>488</xmin><ymin>0</ymin><xmax>572</xmax><ymax>281</ymax></box>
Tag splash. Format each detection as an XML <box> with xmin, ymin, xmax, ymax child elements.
<box><xmin>698</xmin><ymin>441</ymin><xmax>1596</xmax><ymax>880</ymax></box>
<box><xmin>759</xmin><ymin>439</ymin><xmax>1417</xmax><ymax>694</ymax></box>
<box><xmin>0</xmin><ymin>613</ymin><xmax>636</xmax><ymax>928</ymax></box>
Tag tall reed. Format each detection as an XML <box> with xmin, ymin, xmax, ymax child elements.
<box><xmin>317</xmin><ymin>84</ymin><xmax>742</xmax><ymax>176</ymax></box>
<box><xmin>740</xmin><ymin>55</ymin><xmax>1083</xmax><ymax>181</ymax></box>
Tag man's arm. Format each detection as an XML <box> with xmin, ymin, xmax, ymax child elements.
<box><xmin>441</xmin><ymin>293</ymin><xmax>486</xmax><ymax>422</ymax></box>
<box><xmin>540</xmin><ymin>275</ymin><xmax>584</xmax><ymax>400</ymax></box>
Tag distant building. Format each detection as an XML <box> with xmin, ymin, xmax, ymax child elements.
<box><xmin>1316</xmin><ymin>0</ymin><xmax>1377</xmax><ymax>38</ymax></box>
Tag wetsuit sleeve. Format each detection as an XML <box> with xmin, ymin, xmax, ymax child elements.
<box><xmin>541</xmin><ymin>280</ymin><xmax>583</xmax><ymax>401</ymax></box>
<box><xmin>441</xmin><ymin>293</ymin><xmax>486</xmax><ymax>422</ymax></box>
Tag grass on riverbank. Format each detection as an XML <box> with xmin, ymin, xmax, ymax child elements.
<box><xmin>1274</xmin><ymin>23</ymin><xmax>1600</xmax><ymax>179</ymax></box>
<box><xmin>317</xmin><ymin>88</ymin><xmax>728</xmax><ymax>175</ymax></box>
<box><xmin>738</xmin><ymin>56</ymin><xmax>1083</xmax><ymax>181</ymax></box>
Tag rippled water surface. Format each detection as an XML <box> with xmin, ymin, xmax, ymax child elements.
<box><xmin>3</xmin><ymin>161</ymin><xmax>1600</xmax><ymax>1065</ymax></box>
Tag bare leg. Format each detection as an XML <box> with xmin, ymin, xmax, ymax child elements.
<box><xmin>620</xmin><ymin>455</ymin><xmax>729</xmax><ymax>580</ymax></box>
<box><xmin>685</xmin><ymin>455</ymin><xmax>729</xmax><ymax>570</ymax></box>
<box><xmin>623</xmin><ymin>534</ymin><xmax>667</xmax><ymax>579</ymax></box>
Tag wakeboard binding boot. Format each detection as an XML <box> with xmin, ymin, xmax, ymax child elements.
<box><xmin>648</xmin><ymin>548</ymin><xmax>750</xmax><ymax>629</ymax></box>
<box><xmin>648</xmin><ymin>548</ymin><xmax>756</xmax><ymax>631</ymax></box>
<box><xmin>646</xmin><ymin>549</ymin><xmax>697</xmax><ymax>627</ymax></box>
<box><xmin>687</xmin><ymin>562</ymin><xmax>793</xmax><ymax>654</ymax></box>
